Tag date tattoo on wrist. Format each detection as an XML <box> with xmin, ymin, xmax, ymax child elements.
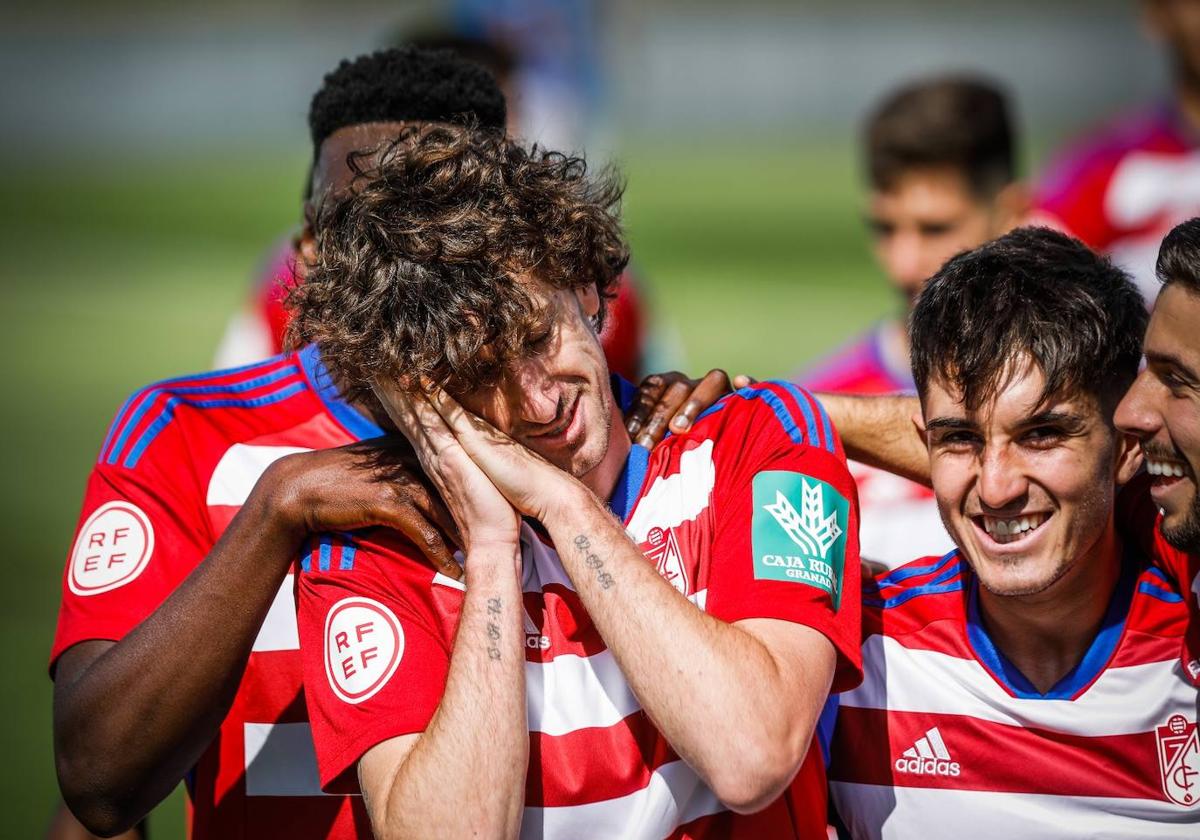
<box><xmin>573</xmin><ymin>535</ymin><xmax>614</xmax><ymax>590</ymax></box>
<box><xmin>486</xmin><ymin>597</ymin><xmax>502</xmax><ymax>661</ymax></box>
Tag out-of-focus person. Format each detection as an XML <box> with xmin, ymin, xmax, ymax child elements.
<box><xmin>214</xmin><ymin>27</ymin><xmax>655</xmax><ymax>383</ymax></box>
<box><xmin>798</xmin><ymin>76</ymin><xmax>1028</xmax><ymax>569</ymax></box>
<box><xmin>1032</xmin><ymin>0</ymin><xmax>1200</xmax><ymax>302</ymax></box>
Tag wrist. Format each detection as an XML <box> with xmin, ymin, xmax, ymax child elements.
<box><xmin>249</xmin><ymin>455</ymin><xmax>310</xmax><ymax>543</ymax></box>
<box><xmin>540</xmin><ymin>483</ymin><xmax>602</xmax><ymax>533</ymax></box>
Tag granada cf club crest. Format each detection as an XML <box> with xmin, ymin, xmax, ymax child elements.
<box><xmin>644</xmin><ymin>526</ymin><xmax>689</xmax><ymax>596</ymax></box>
<box><xmin>1156</xmin><ymin>714</ymin><xmax>1200</xmax><ymax>806</ymax></box>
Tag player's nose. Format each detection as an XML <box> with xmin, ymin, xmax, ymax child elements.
<box><xmin>976</xmin><ymin>446</ymin><xmax>1029</xmax><ymax>511</ymax></box>
<box><xmin>1113</xmin><ymin>369</ymin><xmax>1161</xmax><ymax>438</ymax></box>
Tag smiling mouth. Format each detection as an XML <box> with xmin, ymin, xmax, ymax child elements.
<box><xmin>1145</xmin><ymin>456</ymin><xmax>1193</xmax><ymax>481</ymax></box>
<box><xmin>975</xmin><ymin>512</ymin><xmax>1051</xmax><ymax>545</ymax></box>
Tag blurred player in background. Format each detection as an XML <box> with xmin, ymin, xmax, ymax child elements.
<box><xmin>797</xmin><ymin>76</ymin><xmax>1028</xmax><ymax>569</ymax></box>
<box><xmin>826</xmin><ymin>228</ymin><xmax>1200</xmax><ymax>836</ymax></box>
<box><xmin>1033</xmin><ymin>0</ymin><xmax>1200</xmax><ymax>301</ymax></box>
<box><xmin>214</xmin><ymin>25</ymin><xmax>654</xmax><ymax>383</ymax></box>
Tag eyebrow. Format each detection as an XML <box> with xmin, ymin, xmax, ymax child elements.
<box><xmin>1023</xmin><ymin>410</ymin><xmax>1083</xmax><ymax>427</ymax></box>
<box><xmin>924</xmin><ymin>417</ymin><xmax>974</xmax><ymax>432</ymax></box>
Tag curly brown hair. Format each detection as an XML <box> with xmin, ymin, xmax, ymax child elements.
<box><xmin>286</xmin><ymin>123</ymin><xmax>629</xmax><ymax>401</ymax></box>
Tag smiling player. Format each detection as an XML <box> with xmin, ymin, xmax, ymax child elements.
<box><xmin>290</xmin><ymin>124</ymin><xmax>862</xmax><ymax>839</ymax></box>
<box><xmin>825</xmin><ymin>228</ymin><xmax>1200</xmax><ymax>836</ymax></box>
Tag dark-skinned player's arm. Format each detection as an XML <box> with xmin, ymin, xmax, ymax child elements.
<box><xmin>52</xmin><ymin>441</ymin><xmax>459</xmax><ymax>837</ymax></box>
<box><xmin>414</xmin><ymin>388</ymin><xmax>846</xmax><ymax>815</ymax></box>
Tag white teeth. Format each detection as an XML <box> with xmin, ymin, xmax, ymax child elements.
<box><xmin>982</xmin><ymin>513</ymin><xmax>1047</xmax><ymax>541</ymax></box>
<box><xmin>1147</xmin><ymin>458</ymin><xmax>1189</xmax><ymax>478</ymax></box>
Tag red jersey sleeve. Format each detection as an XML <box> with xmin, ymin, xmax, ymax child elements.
<box><xmin>295</xmin><ymin>530</ymin><xmax>453</xmax><ymax>793</ymax></box>
<box><xmin>50</xmin><ymin>455</ymin><xmax>210</xmax><ymax>672</ymax></box>
<box><xmin>702</xmin><ymin>382</ymin><xmax>863</xmax><ymax>692</ymax></box>
<box><xmin>1118</xmin><ymin>475</ymin><xmax>1200</xmax><ymax>685</ymax></box>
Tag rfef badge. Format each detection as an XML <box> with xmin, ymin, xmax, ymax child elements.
<box><xmin>751</xmin><ymin>471</ymin><xmax>847</xmax><ymax>609</ymax></box>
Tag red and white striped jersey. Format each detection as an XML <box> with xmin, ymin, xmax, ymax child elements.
<box><xmin>827</xmin><ymin>547</ymin><xmax>1200</xmax><ymax>838</ymax></box>
<box><xmin>297</xmin><ymin>381</ymin><xmax>863</xmax><ymax>839</ymax></box>
<box><xmin>50</xmin><ymin>346</ymin><xmax>385</xmax><ymax>839</ymax></box>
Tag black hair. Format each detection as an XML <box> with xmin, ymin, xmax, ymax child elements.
<box><xmin>308</xmin><ymin>46</ymin><xmax>507</xmax><ymax>154</ymax></box>
<box><xmin>399</xmin><ymin>27</ymin><xmax>517</xmax><ymax>84</ymax></box>
<box><xmin>866</xmin><ymin>75</ymin><xmax>1016</xmax><ymax>198</ymax></box>
<box><xmin>1157</xmin><ymin>217</ymin><xmax>1200</xmax><ymax>294</ymax></box>
<box><xmin>910</xmin><ymin>227</ymin><xmax>1147</xmax><ymax>412</ymax></box>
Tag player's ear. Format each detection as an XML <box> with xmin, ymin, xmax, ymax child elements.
<box><xmin>994</xmin><ymin>181</ymin><xmax>1031</xmax><ymax>234</ymax></box>
<box><xmin>912</xmin><ymin>410</ymin><xmax>930</xmax><ymax>451</ymax></box>
<box><xmin>1113</xmin><ymin>430</ymin><xmax>1143</xmax><ymax>487</ymax></box>
<box><xmin>574</xmin><ymin>284</ymin><xmax>601</xmax><ymax>323</ymax></box>
<box><xmin>297</xmin><ymin>213</ymin><xmax>318</xmax><ymax>275</ymax></box>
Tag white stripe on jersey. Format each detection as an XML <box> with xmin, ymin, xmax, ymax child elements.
<box><xmin>626</xmin><ymin>439</ymin><xmax>715</xmax><ymax>542</ymax></box>
<box><xmin>521</xmin><ymin>759</ymin><xmax>725</xmax><ymax>840</ymax></box>
<box><xmin>244</xmin><ymin>722</ymin><xmax>330</xmax><ymax>797</ymax></box>
<box><xmin>207</xmin><ymin>443</ymin><xmax>311</xmax><ymax>506</ymax></box>
<box><xmin>831</xmin><ymin>782</ymin><xmax>1200</xmax><ymax>839</ymax></box>
<box><xmin>842</xmin><ymin>634</ymin><xmax>1194</xmax><ymax>736</ymax></box>
<box><xmin>526</xmin><ymin>649</ymin><xmax>641</xmax><ymax>736</ymax></box>
<box><xmin>252</xmin><ymin>573</ymin><xmax>299</xmax><ymax>652</ymax></box>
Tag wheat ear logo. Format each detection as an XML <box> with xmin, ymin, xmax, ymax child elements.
<box><xmin>751</xmin><ymin>471</ymin><xmax>849</xmax><ymax>608</ymax></box>
<box><xmin>763</xmin><ymin>482</ymin><xmax>843</xmax><ymax>559</ymax></box>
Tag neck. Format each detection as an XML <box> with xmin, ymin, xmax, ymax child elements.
<box><xmin>580</xmin><ymin>400</ymin><xmax>632</xmax><ymax>502</ymax></box>
<box><xmin>975</xmin><ymin>520</ymin><xmax>1123</xmax><ymax>694</ymax></box>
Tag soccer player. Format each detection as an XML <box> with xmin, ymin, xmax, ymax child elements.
<box><xmin>797</xmin><ymin>76</ymin><xmax>1027</xmax><ymax>568</ymax></box>
<box><xmin>49</xmin><ymin>49</ymin><xmax>508</xmax><ymax>839</ymax></box>
<box><xmin>291</xmin><ymin>124</ymin><xmax>862</xmax><ymax>838</ymax></box>
<box><xmin>1115</xmin><ymin>217</ymin><xmax>1200</xmax><ymax>681</ymax></box>
<box><xmin>213</xmin><ymin>31</ymin><xmax>653</xmax><ymax>383</ymax></box>
<box><xmin>1032</xmin><ymin>0</ymin><xmax>1200</xmax><ymax>301</ymax></box>
<box><xmin>820</xmin><ymin>228</ymin><xmax>1199</xmax><ymax>835</ymax></box>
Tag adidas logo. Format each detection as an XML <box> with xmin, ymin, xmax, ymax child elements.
<box><xmin>894</xmin><ymin>727</ymin><xmax>961</xmax><ymax>777</ymax></box>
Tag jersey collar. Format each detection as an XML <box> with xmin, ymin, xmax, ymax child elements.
<box><xmin>964</xmin><ymin>550</ymin><xmax>1139</xmax><ymax>700</ymax></box>
<box><xmin>298</xmin><ymin>344</ymin><xmax>385</xmax><ymax>441</ymax></box>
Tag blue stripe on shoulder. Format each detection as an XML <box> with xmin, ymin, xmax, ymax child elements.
<box><xmin>875</xmin><ymin>551</ymin><xmax>958</xmax><ymax>589</ymax></box>
<box><xmin>775</xmin><ymin>381</ymin><xmax>836</xmax><ymax>454</ymax></box>
<box><xmin>339</xmin><ymin>533</ymin><xmax>358</xmax><ymax>571</ymax></box>
<box><xmin>122</xmin><ymin>379</ymin><xmax>307</xmax><ymax>468</ymax></box>
<box><xmin>863</xmin><ymin>579</ymin><xmax>964</xmax><ymax>610</ymax></box>
<box><xmin>697</xmin><ymin>384</ymin><xmax>806</xmax><ymax>446</ymax></box>
<box><xmin>102</xmin><ymin>355</ymin><xmax>290</xmax><ymax>464</ymax></box>
<box><xmin>1145</xmin><ymin>566</ymin><xmax>1171</xmax><ymax>585</ymax></box>
<box><xmin>1138</xmin><ymin>581</ymin><xmax>1184</xmax><ymax>603</ymax></box>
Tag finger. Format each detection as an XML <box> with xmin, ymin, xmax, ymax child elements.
<box><xmin>393</xmin><ymin>508</ymin><xmax>463</xmax><ymax>580</ymax></box>
<box><xmin>407</xmin><ymin>483</ymin><xmax>464</xmax><ymax>549</ymax></box>
<box><xmin>731</xmin><ymin>374</ymin><xmax>758</xmax><ymax>389</ymax></box>
<box><xmin>668</xmin><ymin>368</ymin><xmax>732</xmax><ymax>433</ymax></box>
<box><xmin>636</xmin><ymin>379</ymin><xmax>692</xmax><ymax>448</ymax></box>
<box><xmin>626</xmin><ymin>374</ymin><xmax>668</xmax><ymax>437</ymax></box>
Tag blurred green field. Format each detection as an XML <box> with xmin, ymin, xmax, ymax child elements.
<box><xmin>0</xmin><ymin>141</ymin><xmax>891</xmax><ymax>837</ymax></box>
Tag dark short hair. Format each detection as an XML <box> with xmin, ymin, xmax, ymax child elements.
<box><xmin>287</xmin><ymin>125</ymin><xmax>629</xmax><ymax>402</ymax></box>
<box><xmin>910</xmin><ymin>227</ymin><xmax>1147</xmax><ymax>412</ymax></box>
<box><xmin>1157</xmin><ymin>217</ymin><xmax>1200</xmax><ymax>294</ymax></box>
<box><xmin>865</xmin><ymin>76</ymin><xmax>1016</xmax><ymax>197</ymax></box>
<box><xmin>307</xmin><ymin>46</ymin><xmax>507</xmax><ymax>154</ymax></box>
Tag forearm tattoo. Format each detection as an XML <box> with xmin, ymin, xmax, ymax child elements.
<box><xmin>486</xmin><ymin>597</ymin><xmax>502</xmax><ymax>661</ymax></box>
<box><xmin>573</xmin><ymin>535</ymin><xmax>614</xmax><ymax>590</ymax></box>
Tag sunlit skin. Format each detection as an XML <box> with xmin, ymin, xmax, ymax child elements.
<box><xmin>866</xmin><ymin>166</ymin><xmax>1027</xmax><ymax>310</ymax></box>
<box><xmin>453</xmin><ymin>281</ymin><xmax>630</xmax><ymax>500</ymax></box>
<box><xmin>919</xmin><ymin>360</ymin><xmax>1141</xmax><ymax>690</ymax></box>
<box><xmin>1115</xmin><ymin>283</ymin><xmax>1200</xmax><ymax>551</ymax></box>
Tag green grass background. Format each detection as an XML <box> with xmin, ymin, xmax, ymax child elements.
<box><xmin>0</xmin><ymin>141</ymin><xmax>893</xmax><ymax>836</ymax></box>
